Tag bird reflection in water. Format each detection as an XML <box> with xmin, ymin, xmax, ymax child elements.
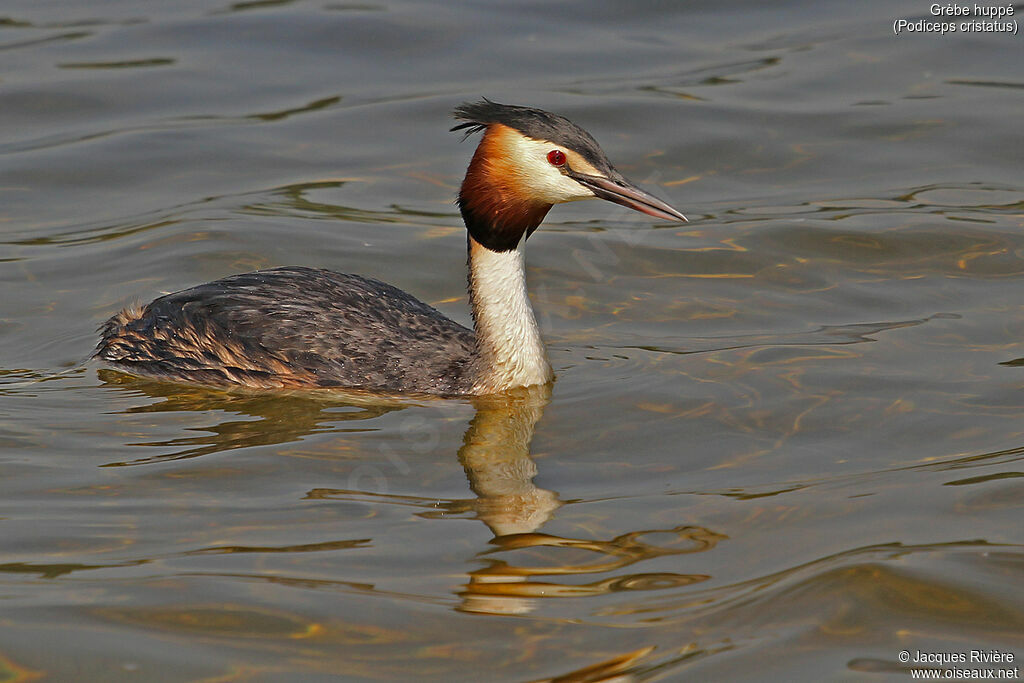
<box><xmin>98</xmin><ymin>371</ymin><xmax>724</xmax><ymax>620</ymax></box>
<box><xmin>446</xmin><ymin>386</ymin><xmax>723</xmax><ymax>616</ymax></box>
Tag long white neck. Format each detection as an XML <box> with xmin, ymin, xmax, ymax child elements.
<box><xmin>467</xmin><ymin>236</ymin><xmax>553</xmax><ymax>394</ymax></box>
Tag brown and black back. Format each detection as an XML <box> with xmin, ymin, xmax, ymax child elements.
<box><xmin>96</xmin><ymin>266</ymin><xmax>477</xmax><ymax>395</ymax></box>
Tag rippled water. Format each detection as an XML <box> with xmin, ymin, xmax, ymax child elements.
<box><xmin>2</xmin><ymin>1</ymin><xmax>1023</xmax><ymax>681</ymax></box>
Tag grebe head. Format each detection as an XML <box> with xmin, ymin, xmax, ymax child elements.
<box><xmin>452</xmin><ymin>99</ymin><xmax>687</xmax><ymax>252</ymax></box>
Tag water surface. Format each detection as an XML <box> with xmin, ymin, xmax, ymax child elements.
<box><xmin>1</xmin><ymin>1</ymin><xmax>1022</xmax><ymax>681</ymax></box>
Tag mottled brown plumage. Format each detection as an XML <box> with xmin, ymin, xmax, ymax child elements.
<box><xmin>98</xmin><ymin>267</ymin><xmax>476</xmax><ymax>394</ymax></box>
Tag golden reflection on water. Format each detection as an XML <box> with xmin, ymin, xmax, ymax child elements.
<box><xmin>97</xmin><ymin>369</ymin><xmax>401</xmax><ymax>465</ymax></box>
<box><xmin>456</xmin><ymin>387</ymin><xmax>723</xmax><ymax>616</ymax></box>
<box><xmin>88</xmin><ymin>375</ymin><xmax>730</xmax><ymax>628</ymax></box>
<box><xmin>26</xmin><ymin>265</ymin><xmax>1019</xmax><ymax>681</ymax></box>
<box><xmin>527</xmin><ymin>646</ymin><xmax>657</xmax><ymax>683</ymax></box>
<box><xmin>0</xmin><ymin>654</ymin><xmax>43</xmax><ymax>683</ymax></box>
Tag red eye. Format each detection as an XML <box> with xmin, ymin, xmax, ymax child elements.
<box><xmin>547</xmin><ymin>150</ymin><xmax>566</xmax><ymax>167</ymax></box>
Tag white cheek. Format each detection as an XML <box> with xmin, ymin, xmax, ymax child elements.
<box><xmin>532</xmin><ymin>163</ymin><xmax>595</xmax><ymax>203</ymax></box>
<box><xmin>507</xmin><ymin>137</ymin><xmax>596</xmax><ymax>203</ymax></box>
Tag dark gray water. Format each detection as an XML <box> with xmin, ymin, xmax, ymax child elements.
<box><xmin>2</xmin><ymin>1</ymin><xmax>1022</xmax><ymax>681</ymax></box>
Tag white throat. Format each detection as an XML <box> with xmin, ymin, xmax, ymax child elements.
<box><xmin>468</xmin><ymin>236</ymin><xmax>553</xmax><ymax>394</ymax></box>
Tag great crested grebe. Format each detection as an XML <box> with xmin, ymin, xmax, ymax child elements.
<box><xmin>97</xmin><ymin>100</ymin><xmax>687</xmax><ymax>395</ymax></box>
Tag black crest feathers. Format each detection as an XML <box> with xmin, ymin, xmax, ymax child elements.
<box><xmin>451</xmin><ymin>99</ymin><xmax>614</xmax><ymax>175</ymax></box>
